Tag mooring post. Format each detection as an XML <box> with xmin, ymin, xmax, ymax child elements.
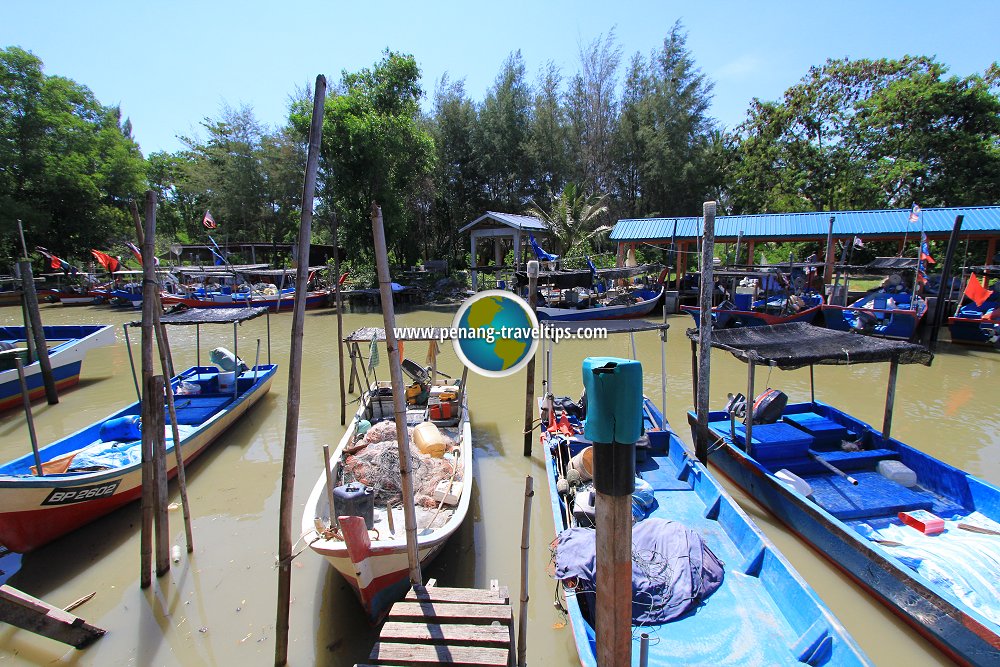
<box><xmin>927</xmin><ymin>215</ymin><xmax>964</xmax><ymax>348</ymax></box>
<box><xmin>149</xmin><ymin>375</ymin><xmax>169</xmax><ymax>576</ymax></box>
<box><xmin>882</xmin><ymin>357</ymin><xmax>899</xmax><ymax>441</ymax></box>
<box><xmin>522</xmin><ymin>260</ymin><xmax>539</xmax><ymax>456</ymax></box>
<box><xmin>372</xmin><ymin>202</ymin><xmax>422</xmax><ymax>586</ymax></box>
<box><xmin>335</xmin><ymin>216</ymin><xmax>347</xmax><ymax>425</ymax></box>
<box><xmin>517</xmin><ymin>475</ymin><xmax>533</xmax><ymax>667</ymax></box>
<box><xmin>17</xmin><ymin>260</ymin><xmax>58</xmax><ymax>404</ymax></box>
<box><xmin>14</xmin><ymin>359</ymin><xmax>43</xmax><ymax>475</ymax></box>
<box><xmin>586</xmin><ymin>357</ymin><xmax>642</xmax><ymax>667</ymax></box>
<box><xmin>695</xmin><ymin>202</ymin><xmax>717</xmax><ymax>464</ymax></box>
<box><xmin>275</xmin><ymin>73</ymin><xmax>325</xmax><ymax>667</ymax></box>
<box><xmin>823</xmin><ymin>215</ymin><xmax>836</xmax><ymax>285</ymax></box>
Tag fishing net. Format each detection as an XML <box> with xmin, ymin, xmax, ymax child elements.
<box><xmin>344</xmin><ymin>423</ymin><xmax>460</xmax><ymax>508</ymax></box>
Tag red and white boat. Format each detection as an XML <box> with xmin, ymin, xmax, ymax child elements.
<box><xmin>302</xmin><ymin>370</ymin><xmax>472</xmax><ymax>621</ymax></box>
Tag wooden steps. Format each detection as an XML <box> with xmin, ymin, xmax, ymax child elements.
<box><xmin>363</xmin><ymin>580</ymin><xmax>514</xmax><ymax>666</ymax></box>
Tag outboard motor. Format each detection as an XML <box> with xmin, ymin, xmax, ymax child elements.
<box><xmin>751</xmin><ymin>388</ymin><xmax>787</xmax><ymax>424</ymax></box>
<box><xmin>724</xmin><ymin>392</ymin><xmax>747</xmax><ymax>420</ymax></box>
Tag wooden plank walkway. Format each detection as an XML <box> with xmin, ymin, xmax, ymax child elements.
<box><xmin>360</xmin><ymin>580</ymin><xmax>514</xmax><ymax>667</ymax></box>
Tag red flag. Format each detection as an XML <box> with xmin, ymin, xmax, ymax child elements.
<box><xmin>91</xmin><ymin>249</ymin><xmax>120</xmax><ymax>273</ymax></box>
<box><xmin>920</xmin><ymin>233</ymin><xmax>935</xmax><ymax>264</ymax></box>
<box><xmin>964</xmin><ymin>273</ymin><xmax>993</xmax><ymax>307</ymax></box>
<box><xmin>203</xmin><ymin>210</ymin><xmax>217</xmax><ymax>230</ymax></box>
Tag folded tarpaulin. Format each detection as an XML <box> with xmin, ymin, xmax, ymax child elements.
<box><xmin>554</xmin><ymin>517</ymin><xmax>724</xmax><ymax>625</ymax></box>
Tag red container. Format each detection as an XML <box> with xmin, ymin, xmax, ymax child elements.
<box><xmin>899</xmin><ymin>509</ymin><xmax>945</xmax><ymax>535</ymax></box>
<box><xmin>430</xmin><ymin>402</ymin><xmax>452</xmax><ymax>420</ymax></box>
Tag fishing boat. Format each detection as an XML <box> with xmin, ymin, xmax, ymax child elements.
<box><xmin>0</xmin><ymin>277</ymin><xmax>24</xmax><ymax>307</ymax></box>
<box><xmin>948</xmin><ymin>269</ymin><xmax>1000</xmax><ymax>346</ymax></box>
<box><xmin>541</xmin><ymin>320</ymin><xmax>870</xmax><ymax>666</ymax></box>
<box><xmin>0</xmin><ymin>324</ymin><xmax>116</xmax><ymax>412</ymax></box>
<box><xmin>822</xmin><ymin>287</ymin><xmax>928</xmax><ymax>339</ymax></box>
<box><xmin>686</xmin><ymin>322</ymin><xmax>1000</xmax><ymax>666</ymax></box>
<box><xmin>160</xmin><ymin>288</ymin><xmax>329</xmax><ymax>311</ymax></box>
<box><xmin>681</xmin><ymin>265</ymin><xmax>825</xmax><ymax>328</ymax></box>
<box><xmin>302</xmin><ymin>328</ymin><xmax>472</xmax><ymax>621</ymax></box>
<box><xmin>519</xmin><ymin>263</ymin><xmax>664</xmax><ymax>321</ymax></box>
<box><xmin>0</xmin><ymin>308</ymin><xmax>276</xmax><ymax>552</ymax></box>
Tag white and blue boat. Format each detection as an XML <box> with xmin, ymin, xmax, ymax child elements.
<box><xmin>541</xmin><ymin>320</ymin><xmax>870</xmax><ymax>666</ymax></box>
<box><xmin>0</xmin><ymin>324</ymin><xmax>116</xmax><ymax>412</ymax></box>
<box><xmin>687</xmin><ymin>322</ymin><xmax>1000</xmax><ymax>666</ymax></box>
<box><xmin>0</xmin><ymin>308</ymin><xmax>276</xmax><ymax>553</ymax></box>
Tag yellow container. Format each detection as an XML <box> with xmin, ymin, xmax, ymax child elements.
<box><xmin>413</xmin><ymin>422</ymin><xmax>447</xmax><ymax>458</ymax></box>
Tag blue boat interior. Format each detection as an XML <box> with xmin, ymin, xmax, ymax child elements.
<box><xmin>546</xmin><ymin>397</ymin><xmax>865</xmax><ymax>665</ymax></box>
<box><xmin>0</xmin><ymin>365</ymin><xmax>275</xmax><ymax>477</ymax></box>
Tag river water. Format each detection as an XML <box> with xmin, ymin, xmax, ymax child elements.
<box><xmin>1</xmin><ymin>303</ymin><xmax>997</xmax><ymax>666</ymax></box>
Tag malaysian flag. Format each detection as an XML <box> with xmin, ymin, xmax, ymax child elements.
<box><xmin>920</xmin><ymin>232</ymin><xmax>936</xmax><ymax>264</ymax></box>
<box><xmin>203</xmin><ymin>210</ymin><xmax>217</xmax><ymax>230</ymax></box>
<box><xmin>908</xmin><ymin>203</ymin><xmax>921</xmax><ymax>224</ymax></box>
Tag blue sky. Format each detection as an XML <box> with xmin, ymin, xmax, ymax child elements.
<box><xmin>3</xmin><ymin>1</ymin><xmax>997</xmax><ymax>155</ymax></box>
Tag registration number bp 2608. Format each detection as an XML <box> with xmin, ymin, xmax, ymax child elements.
<box><xmin>42</xmin><ymin>480</ymin><xmax>121</xmax><ymax>505</ymax></box>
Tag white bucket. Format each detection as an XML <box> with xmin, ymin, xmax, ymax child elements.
<box><xmin>218</xmin><ymin>371</ymin><xmax>236</xmax><ymax>391</ymax></box>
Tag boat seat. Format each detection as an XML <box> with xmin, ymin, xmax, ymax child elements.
<box><xmin>810</xmin><ymin>448</ymin><xmax>898</xmax><ymax>472</ymax></box>
<box><xmin>782</xmin><ymin>413</ymin><xmax>850</xmax><ymax>444</ymax></box>
<box><xmin>806</xmin><ymin>471</ymin><xmax>932</xmax><ymax>520</ymax></box>
<box><xmin>168</xmin><ymin>395</ymin><xmax>232</xmax><ymax>425</ymax></box>
<box><xmin>733</xmin><ymin>422</ymin><xmax>814</xmax><ymax>462</ymax></box>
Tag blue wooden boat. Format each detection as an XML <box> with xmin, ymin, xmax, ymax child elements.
<box><xmin>0</xmin><ymin>324</ymin><xmax>116</xmax><ymax>412</ymax></box>
<box><xmin>682</xmin><ymin>291</ymin><xmax>824</xmax><ymax>328</ymax></box>
<box><xmin>541</xmin><ymin>321</ymin><xmax>870</xmax><ymax>666</ymax></box>
<box><xmin>948</xmin><ymin>270</ymin><xmax>999</xmax><ymax>346</ymax></box>
<box><xmin>822</xmin><ymin>289</ymin><xmax>927</xmax><ymax>340</ymax></box>
<box><xmin>0</xmin><ymin>308</ymin><xmax>276</xmax><ymax>553</ymax></box>
<box><xmin>536</xmin><ymin>286</ymin><xmax>663</xmax><ymax>321</ymax></box>
<box><xmin>686</xmin><ymin>322</ymin><xmax>1000</xmax><ymax>666</ymax></box>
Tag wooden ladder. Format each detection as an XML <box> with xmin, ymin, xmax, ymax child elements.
<box><xmin>360</xmin><ymin>579</ymin><xmax>514</xmax><ymax>667</ymax></box>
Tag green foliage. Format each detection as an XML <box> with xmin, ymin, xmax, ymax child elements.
<box><xmin>525</xmin><ymin>182</ymin><xmax>610</xmax><ymax>257</ymax></box>
<box><xmin>0</xmin><ymin>46</ymin><xmax>145</xmax><ymax>263</ymax></box>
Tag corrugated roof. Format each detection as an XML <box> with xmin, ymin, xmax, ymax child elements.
<box><xmin>610</xmin><ymin>206</ymin><xmax>1000</xmax><ymax>242</ymax></box>
<box><xmin>460</xmin><ymin>211</ymin><xmax>549</xmax><ymax>233</ymax></box>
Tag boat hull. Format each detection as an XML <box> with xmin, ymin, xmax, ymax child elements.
<box><xmin>0</xmin><ymin>325</ymin><xmax>117</xmax><ymax>412</ymax></box>
<box><xmin>948</xmin><ymin>316</ymin><xmax>999</xmax><ymax>346</ymax></box>
<box><xmin>161</xmin><ymin>290</ymin><xmax>329</xmax><ymax>312</ymax></box>
<box><xmin>544</xmin><ymin>397</ymin><xmax>869</xmax><ymax>666</ymax></box>
<box><xmin>0</xmin><ymin>365</ymin><xmax>276</xmax><ymax>552</ymax></box>
<box><xmin>695</xmin><ymin>402</ymin><xmax>1000</xmax><ymax>666</ymax></box>
<box><xmin>536</xmin><ymin>287</ymin><xmax>662</xmax><ymax>321</ymax></box>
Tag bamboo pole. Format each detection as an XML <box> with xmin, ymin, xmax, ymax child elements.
<box><xmin>516</xmin><ymin>475</ymin><xmax>533</xmax><ymax>667</ymax></box>
<box><xmin>335</xmin><ymin>216</ymin><xmax>347</xmax><ymax>425</ymax></box>
<box><xmin>522</xmin><ymin>260</ymin><xmax>539</xmax><ymax>456</ymax></box>
<box><xmin>137</xmin><ymin>196</ymin><xmax>157</xmax><ymax>588</ymax></box>
<box><xmin>371</xmin><ymin>202</ymin><xmax>422</xmax><ymax>586</ymax></box>
<box><xmin>17</xmin><ymin>260</ymin><xmax>57</xmax><ymax>404</ymax></box>
<box><xmin>275</xmin><ymin>73</ymin><xmax>325</xmax><ymax>667</ymax></box>
<box><xmin>149</xmin><ymin>373</ymin><xmax>169</xmax><ymax>576</ymax></box>
<box><xmin>695</xmin><ymin>202</ymin><xmax>717</xmax><ymax>464</ymax></box>
<box><xmin>14</xmin><ymin>359</ymin><xmax>43</xmax><ymax>475</ymax></box>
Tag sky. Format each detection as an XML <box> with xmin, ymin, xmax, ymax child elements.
<box><xmin>3</xmin><ymin>1</ymin><xmax>998</xmax><ymax>155</ymax></box>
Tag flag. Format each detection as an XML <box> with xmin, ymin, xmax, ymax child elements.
<box><xmin>919</xmin><ymin>233</ymin><xmax>935</xmax><ymax>264</ymax></box>
<box><xmin>368</xmin><ymin>337</ymin><xmax>380</xmax><ymax>373</ymax></box>
<box><xmin>908</xmin><ymin>203</ymin><xmax>921</xmax><ymax>224</ymax></box>
<box><xmin>125</xmin><ymin>241</ymin><xmax>144</xmax><ymax>266</ymax></box>
<box><xmin>203</xmin><ymin>210</ymin><xmax>217</xmax><ymax>230</ymax></box>
<box><xmin>91</xmin><ymin>249</ymin><xmax>120</xmax><ymax>273</ymax></box>
<box><xmin>35</xmin><ymin>247</ymin><xmax>77</xmax><ymax>274</ymax></box>
<box><xmin>916</xmin><ymin>269</ymin><xmax>927</xmax><ymax>286</ymax></box>
<box><xmin>586</xmin><ymin>256</ymin><xmax>598</xmax><ymax>275</ymax></box>
<box><xmin>853</xmin><ymin>236</ymin><xmax>865</xmax><ymax>249</ymax></box>
<box><xmin>964</xmin><ymin>273</ymin><xmax>993</xmax><ymax>307</ymax></box>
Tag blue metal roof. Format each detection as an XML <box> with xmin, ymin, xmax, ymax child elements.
<box><xmin>460</xmin><ymin>211</ymin><xmax>549</xmax><ymax>233</ymax></box>
<box><xmin>609</xmin><ymin>206</ymin><xmax>1000</xmax><ymax>242</ymax></box>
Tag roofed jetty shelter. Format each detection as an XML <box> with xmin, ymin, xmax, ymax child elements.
<box><xmin>610</xmin><ymin>205</ymin><xmax>1000</xmax><ymax>291</ymax></box>
<box><xmin>461</xmin><ymin>211</ymin><xmax>550</xmax><ymax>290</ymax></box>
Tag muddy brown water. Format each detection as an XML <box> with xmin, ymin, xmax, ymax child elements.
<box><xmin>1</xmin><ymin>303</ymin><xmax>997</xmax><ymax>666</ymax></box>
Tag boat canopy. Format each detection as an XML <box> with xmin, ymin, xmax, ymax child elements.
<box><xmin>514</xmin><ymin>263</ymin><xmax>662</xmax><ymax>289</ymax></box>
<box><xmin>132</xmin><ymin>307</ymin><xmax>269</xmax><ymax>326</ymax></box>
<box><xmin>686</xmin><ymin>322</ymin><xmax>933</xmax><ymax>370</ymax></box>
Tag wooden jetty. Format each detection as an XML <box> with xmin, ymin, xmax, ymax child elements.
<box><xmin>0</xmin><ymin>584</ymin><xmax>105</xmax><ymax>649</ymax></box>
<box><xmin>360</xmin><ymin>580</ymin><xmax>514</xmax><ymax>667</ymax></box>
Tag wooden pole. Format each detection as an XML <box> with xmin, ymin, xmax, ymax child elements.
<box><xmin>823</xmin><ymin>215</ymin><xmax>836</xmax><ymax>285</ymax></box>
<box><xmin>522</xmin><ymin>260</ymin><xmax>539</xmax><ymax>456</ymax></box>
<box><xmin>744</xmin><ymin>355</ymin><xmax>756</xmax><ymax>450</ymax></box>
<box><xmin>927</xmin><ymin>215</ymin><xmax>964</xmax><ymax>348</ymax></box>
<box><xmin>322</xmin><ymin>444</ymin><xmax>337</xmax><ymax>528</ymax></box>
<box><xmin>14</xmin><ymin>358</ymin><xmax>43</xmax><ymax>475</ymax></box>
<box><xmin>371</xmin><ymin>202</ymin><xmax>422</xmax><ymax>585</ymax></box>
<box><xmin>17</xmin><ymin>260</ymin><xmax>58</xmax><ymax>404</ymax></box>
<box><xmin>335</xmin><ymin>217</ymin><xmax>347</xmax><ymax>425</ymax></box>
<box><xmin>149</xmin><ymin>374</ymin><xmax>169</xmax><ymax>576</ymax></box>
<box><xmin>156</xmin><ymin>323</ymin><xmax>194</xmax><ymax>552</ymax></box>
<box><xmin>516</xmin><ymin>475</ymin><xmax>533</xmax><ymax>667</ymax></box>
<box><xmin>695</xmin><ymin>202</ymin><xmax>717</xmax><ymax>464</ymax></box>
<box><xmin>0</xmin><ymin>584</ymin><xmax>105</xmax><ymax>649</ymax></box>
<box><xmin>882</xmin><ymin>357</ymin><xmax>899</xmax><ymax>441</ymax></box>
<box><xmin>275</xmin><ymin>73</ymin><xmax>325</xmax><ymax>667</ymax></box>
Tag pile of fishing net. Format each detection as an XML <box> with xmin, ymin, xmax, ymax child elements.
<box><xmin>343</xmin><ymin>420</ymin><xmax>460</xmax><ymax>508</ymax></box>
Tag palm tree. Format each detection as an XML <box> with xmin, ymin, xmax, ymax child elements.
<box><xmin>525</xmin><ymin>183</ymin><xmax>611</xmax><ymax>258</ymax></box>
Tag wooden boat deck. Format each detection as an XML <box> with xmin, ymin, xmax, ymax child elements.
<box><xmin>360</xmin><ymin>580</ymin><xmax>513</xmax><ymax>666</ymax></box>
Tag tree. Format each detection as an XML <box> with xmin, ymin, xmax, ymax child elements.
<box><xmin>296</xmin><ymin>51</ymin><xmax>435</xmax><ymax>266</ymax></box>
<box><xmin>526</xmin><ymin>61</ymin><xmax>571</xmax><ymax>202</ymax></box>
<box><xmin>566</xmin><ymin>32</ymin><xmax>621</xmax><ymax>195</ymax></box>
<box><xmin>0</xmin><ymin>46</ymin><xmax>145</xmax><ymax>261</ymax></box>
<box><xmin>525</xmin><ymin>182</ymin><xmax>610</xmax><ymax>257</ymax></box>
